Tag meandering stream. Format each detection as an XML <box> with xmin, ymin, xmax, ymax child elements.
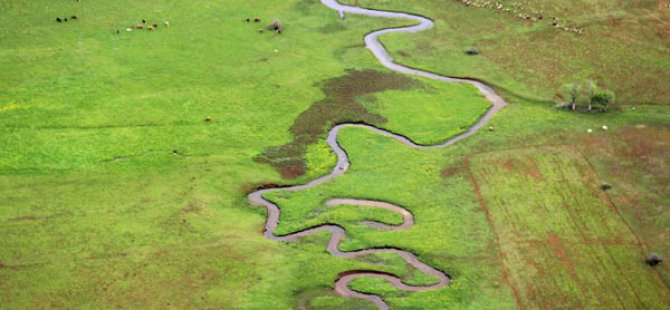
<box><xmin>248</xmin><ymin>1</ymin><xmax>509</xmax><ymax>308</ymax></box>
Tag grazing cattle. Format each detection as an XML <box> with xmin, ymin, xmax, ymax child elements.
<box><xmin>164</xmin><ymin>21</ymin><xmax>170</xmax><ymax>28</ymax></box>
<box><xmin>64</xmin><ymin>18</ymin><xmax>68</xmax><ymax>22</ymax></box>
<box><xmin>647</xmin><ymin>254</ymin><xmax>663</xmax><ymax>266</ymax></box>
<box><xmin>152</xmin><ymin>23</ymin><xmax>158</xmax><ymax>28</ymax></box>
<box><xmin>135</xmin><ymin>24</ymin><xmax>144</xmax><ymax>29</ymax></box>
<box><xmin>245</xmin><ymin>18</ymin><xmax>250</xmax><ymax>23</ymax></box>
<box><xmin>56</xmin><ymin>17</ymin><xmax>62</xmax><ymax>23</ymax></box>
<box><xmin>142</xmin><ymin>19</ymin><xmax>146</xmax><ymax>24</ymax></box>
<box><xmin>254</xmin><ymin>18</ymin><xmax>261</xmax><ymax>23</ymax></box>
<box><xmin>466</xmin><ymin>47</ymin><xmax>479</xmax><ymax>55</ymax></box>
<box><xmin>71</xmin><ymin>15</ymin><xmax>77</xmax><ymax>20</ymax></box>
<box><xmin>147</xmin><ymin>27</ymin><xmax>154</xmax><ymax>31</ymax></box>
<box><xmin>267</xmin><ymin>20</ymin><xmax>282</xmax><ymax>31</ymax></box>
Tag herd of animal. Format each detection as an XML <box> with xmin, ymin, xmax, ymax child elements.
<box><xmin>55</xmin><ymin>15</ymin><xmax>77</xmax><ymax>23</ymax></box>
<box><xmin>246</xmin><ymin>17</ymin><xmax>284</xmax><ymax>34</ymax></box>
<box><xmin>122</xmin><ymin>19</ymin><xmax>170</xmax><ymax>33</ymax></box>
<box><xmin>55</xmin><ymin>13</ymin><xmax>170</xmax><ymax>35</ymax></box>
<box><xmin>459</xmin><ymin>0</ymin><xmax>584</xmax><ymax>34</ymax></box>
<box><xmin>56</xmin><ymin>12</ymin><xmax>279</xmax><ymax>36</ymax></box>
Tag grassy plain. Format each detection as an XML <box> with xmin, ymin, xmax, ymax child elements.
<box><xmin>343</xmin><ymin>0</ymin><xmax>670</xmax><ymax>105</ymax></box>
<box><xmin>2</xmin><ymin>0</ymin><xmax>670</xmax><ymax>309</ymax></box>
<box><xmin>0</xmin><ymin>0</ymin><xmax>490</xmax><ymax>308</ymax></box>
<box><xmin>268</xmin><ymin>98</ymin><xmax>670</xmax><ymax>309</ymax></box>
<box><xmin>470</xmin><ymin>146</ymin><xmax>670</xmax><ymax>309</ymax></box>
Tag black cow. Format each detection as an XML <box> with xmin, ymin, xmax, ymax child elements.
<box><xmin>254</xmin><ymin>18</ymin><xmax>261</xmax><ymax>23</ymax></box>
<box><xmin>56</xmin><ymin>17</ymin><xmax>62</xmax><ymax>23</ymax></box>
<box><xmin>647</xmin><ymin>254</ymin><xmax>663</xmax><ymax>266</ymax></box>
<box><xmin>71</xmin><ymin>15</ymin><xmax>77</xmax><ymax>20</ymax></box>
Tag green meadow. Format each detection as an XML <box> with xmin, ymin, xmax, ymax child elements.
<box><xmin>344</xmin><ymin>0</ymin><xmax>670</xmax><ymax>104</ymax></box>
<box><xmin>2</xmin><ymin>0</ymin><xmax>669</xmax><ymax>309</ymax></box>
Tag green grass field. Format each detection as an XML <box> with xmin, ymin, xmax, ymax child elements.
<box><xmin>471</xmin><ymin>146</ymin><xmax>670</xmax><ymax>308</ymax></box>
<box><xmin>2</xmin><ymin>0</ymin><xmax>669</xmax><ymax>309</ymax></box>
<box><xmin>343</xmin><ymin>0</ymin><xmax>670</xmax><ymax>105</ymax></box>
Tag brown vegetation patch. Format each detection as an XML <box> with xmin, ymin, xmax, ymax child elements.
<box><xmin>256</xmin><ymin>69</ymin><xmax>420</xmax><ymax>178</ymax></box>
<box><xmin>522</xmin><ymin>156</ymin><xmax>544</xmax><ymax>180</ymax></box>
<box><xmin>441</xmin><ymin>162</ymin><xmax>465</xmax><ymax>178</ymax></box>
<box><xmin>548</xmin><ymin>233</ymin><xmax>577</xmax><ymax>279</ymax></box>
<box><xmin>652</xmin><ymin>15</ymin><xmax>670</xmax><ymax>42</ymax></box>
<box><xmin>8</xmin><ymin>213</ymin><xmax>65</xmax><ymax>222</ymax></box>
<box><xmin>181</xmin><ymin>202</ymin><xmax>202</xmax><ymax>214</ymax></box>
<box><xmin>9</xmin><ymin>215</ymin><xmax>41</xmax><ymax>222</ymax></box>
<box><xmin>501</xmin><ymin>270</ymin><xmax>525</xmax><ymax>310</ymax></box>
<box><xmin>614</xmin><ymin>126</ymin><xmax>670</xmax><ymax>158</ymax></box>
<box><xmin>500</xmin><ymin>157</ymin><xmax>543</xmax><ymax>181</ymax></box>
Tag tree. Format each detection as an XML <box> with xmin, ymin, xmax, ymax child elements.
<box><xmin>558</xmin><ymin>80</ymin><xmax>615</xmax><ymax>112</ymax></box>
<box><xmin>560</xmin><ymin>82</ymin><xmax>581</xmax><ymax>110</ymax></box>
<box><xmin>590</xmin><ymin>89</ymin><xmax>615</xmax><ymax>112</ymax></box>
<box><xmin>585</xmin><ymin>79</ymin><xmax>598</xmax><ymax>111</ymax></box>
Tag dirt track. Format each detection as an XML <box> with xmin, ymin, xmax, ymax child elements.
<box><xmin>247</xmin><ymin>0</ymin><xmax>509</xmax><ymax>308</ymax></box>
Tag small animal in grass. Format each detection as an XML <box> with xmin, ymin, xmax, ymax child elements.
<box><xmin>142</xmin><ymin>19</ymin><xmax>146</xmax><ymax>24</ymax></box>
<box><xmin>254</xmin><ymin>18</ymin><xmax>261</xmax><ymax>23</ymax></box>
<box><xmin>245</xmin><ymin>18</ymin><xmax>250</xmax><ymax>23</ymax></box>
<box><xmin>56</xmin><ymin>17</ymin><xmax>62</xmax><ymax>23</ymax></box>
<box><xmin>164</xmin><ymin>21</ymin><xmax>170</xmax><ymax>28</ymax></box>
<box><xmin>647</xmin><ymin>254</ymin><xmax>663</xmax><ymax>266</ymax></box>
<box><xmin>71</xmin><ymin>15</ymin><xmax>77</xmax><ymax>20</ymax></box>
<box><xmin>152</xmin><ymin>23</ymin><xmax>158</xmax><ymax>28</ymax></box>
<box><xmin>135</xmin><ymin>24</ymin><xmax>144</xmax><ymax>29</ymax></box>
<box><xmin>64</xmin><ymin>17</ymin><xmax>68</xmax><ymax>22</ymax></box>
<box><xmin>147</xmin><ymin>26</ymin><xmax>154</xmax><ymax>31</ymax></box>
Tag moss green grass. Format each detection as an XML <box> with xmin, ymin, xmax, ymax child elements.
<box><xmin>343</xmin><ymin>0</ymin><xmax>670</xmax><ymax>105</ymax></box>
<box><xmin>2</xmin><ymin>0</ymin><xmax>669</xmax><ymax>309</ymax></box>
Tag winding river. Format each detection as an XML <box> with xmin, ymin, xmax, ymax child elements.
<box><xmin>247</xmin><ymin>0</ymin><xmax>509</xmax><ymax>309</ymax></box>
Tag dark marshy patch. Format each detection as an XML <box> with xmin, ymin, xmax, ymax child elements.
<box><xmin>256</xmin><ymin>69</ymin><xmax>420</xmax><ymax>178</ymax></box>
<box><xmin>318</xmin><ymin>21</ymin><xmax>347</xmax><ymax>33</ymax></box>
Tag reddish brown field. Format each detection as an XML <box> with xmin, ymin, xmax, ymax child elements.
<box><xmin>469</xmin><ymin>145</ymin><xmax>670</xmax><ymax>309</ymax></box>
